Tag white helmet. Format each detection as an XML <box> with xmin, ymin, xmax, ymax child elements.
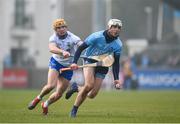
<box><xmin>108</xmin><ymin>19</ymin><xmax>122</xmax><ymax>28</ymax></box>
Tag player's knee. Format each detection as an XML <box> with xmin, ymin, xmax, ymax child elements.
<box><xmin>55</xmin><ymin>92</ymin><xmax>62</xmax><ymax>99</ymax></box>
<box><xmin>88</xmin><ymin>92</ymin><xmax>97</xmax><ymax>99</ymax></box>
<box><xmin>84</xmin><ymin>84</ymin><xmax>93</xmax><ymax>92</ymax></box>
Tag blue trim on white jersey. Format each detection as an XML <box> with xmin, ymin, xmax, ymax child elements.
<box><xmin>49</xmin><ymin>31</ymin><xmax>81</xmax><ymax>66</ymax></box>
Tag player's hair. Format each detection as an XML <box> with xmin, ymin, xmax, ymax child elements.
<box><xmin>53</xmin><ymin>18</ymin><xmax>67</xmax><ymax>30</ymax></box>
<box><xmin>108</xmin><ymin>19</ymin><xmax>122</xmax><ymax>28</ymax></box>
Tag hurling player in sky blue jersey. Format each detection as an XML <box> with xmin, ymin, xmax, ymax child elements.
<box><xmin>66</xmin><ymin>19</ymin><xmax>123</xmax><ymax>117</ymax></box>
<box><xmin>28</xmin><ymin>19</ymin><xmax>82</xmax><ymax>115</ymax></box>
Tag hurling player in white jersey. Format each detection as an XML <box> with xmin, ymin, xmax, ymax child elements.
<box><xmin>67</xmin><ymin>19</ymin><xmax>124</xmax><ymax>117</ymax></box>
<box><xmin>28</xmin><ymin>19</ymin><xmax>82</xmax><ymax>115</ymax></box>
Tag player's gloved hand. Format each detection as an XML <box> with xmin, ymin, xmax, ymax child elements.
<box><xmin>114</xmin><ymin>80</ymin><xmax>123</xmax><ymax>89</ymax></box>
<box><xmin>62</xmin><ymin>50</ymin><xmax>70</xmax><ymax>58</ymax></box>
<box><xmin>70</xmin><ymin>63</ymin><xmax>79</xmax><ymax>70</ymax></box>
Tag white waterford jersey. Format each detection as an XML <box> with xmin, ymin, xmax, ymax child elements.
<box><xmin>84</xmin><ymin>30</ymin><xmax>122</xmax><ymax>56</ymax></box>
<box><xmin>49</xmin><ymin>31</ymin><xmax>81</xmax><ymax>66</ymax></box>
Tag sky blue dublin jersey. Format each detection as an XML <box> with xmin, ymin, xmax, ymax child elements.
<box><xmin>84</xmin><ymin>30</ymin><xmax>122</xmax><ymax>56</ymax></box>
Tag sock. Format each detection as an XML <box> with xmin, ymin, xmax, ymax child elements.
<box><xmin>44</xmin><ymin>100</ymin><xmax>49</xmax><ymax>107</ymax></box>
<box><xmin>37</xmin><ymin>95</ymin><xmax>42</xmax><ymax>100</ymax></box>
<box><xmin>73</xmin><ymin>105</ymin><xmax>78</xmax><ymax>111</ymax></box>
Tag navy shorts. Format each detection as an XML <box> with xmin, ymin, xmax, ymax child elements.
<box><xmin>94</xmin><ymin>66</ymin><xmax>109</xmax><ymax>79</ymax></box>
<box><xmin>84</xmin><ymin>59</ymin><xmax>109</xmax><ymax>79</ymax></box>
<box><xmin>49</xmin><ymin>57</ymin><xmax>73</xmax><ymax>81</ymax></box>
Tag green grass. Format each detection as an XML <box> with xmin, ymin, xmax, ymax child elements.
<box><xmin>0</xmin><ymin>89</ymin><xmax>180</xmax><ymax>123</ymax></box>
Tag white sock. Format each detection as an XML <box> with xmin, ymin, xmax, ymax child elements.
<box><xmin>44</xmin><ymin>100</ymin><xmax>49</xmax><ymax>107</ymax></box>
<box><xmin>37</xmin><ymin>95</ymin><xmax>42</xmax><ymax>100</ymax></box>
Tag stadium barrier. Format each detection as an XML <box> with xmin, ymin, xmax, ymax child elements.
<box><xmin>2</xmin><ymin>68</ymin><xmax>28</xmax><ymax>88</ymax></box>
<box><xmin>136</xmin><ymin>69</ymin><xmax>180</xmax><ymax>89</ymax></box>
<box><xmin>2</xmin><ymin>68</ymin><xmax>180</xmax><ymax>90</ymax></box>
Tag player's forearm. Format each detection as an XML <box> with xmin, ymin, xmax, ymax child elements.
<box><xmin>49</xmin><ymin>43</ymin><xmax>64</xmax><ymax>55</ymax></box>
<box><xmin>73</xmin><ymin>42</ymin><xmax>88</xmax><ymax>63</ymax></box>
<box><xmin>112</xmin><ymin>54</ymin><xmax>120</xmax><ymax>80</ymax></box>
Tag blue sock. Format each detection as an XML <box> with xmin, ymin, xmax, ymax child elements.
<box><xmin>71</xmin><ymin>105</ymin><xmax>78</xmax><ymax>117</ymax></box>
<box><xmin>73</xmin><ymin>105</ymin><xmax>78</xmax><ymax>111</ymax></box>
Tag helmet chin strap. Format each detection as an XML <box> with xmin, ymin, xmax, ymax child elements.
<box><xmin>114</xmin><ymin>34</ymin><xmax>119</xmax><ymax>38</ymax></box>
<box><xmin>107</xmin><ymin>30</ymin><xmax>119</xmax><ymax>39</ymax></box>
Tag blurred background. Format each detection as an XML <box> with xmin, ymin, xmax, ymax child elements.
<box><xmin>0</xmin><ymin>0</ymin><xmax>180</xmax><ymax>90</ymax></box>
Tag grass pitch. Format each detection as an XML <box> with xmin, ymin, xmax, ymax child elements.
<box><xmin>0</xmin><ymin>89</ymin><xmax>180</xmax><ymax>123</ymax></box>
